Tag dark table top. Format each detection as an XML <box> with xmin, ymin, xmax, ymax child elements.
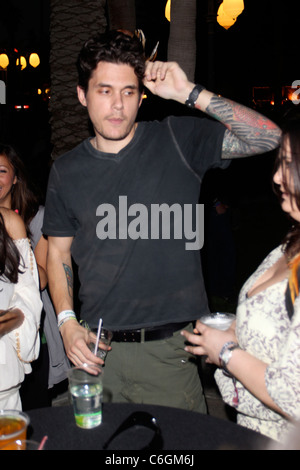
<box><xmin>27</xmin><ymin>403</ymin><xmax>273</xmax><ymax>451</ymax></box>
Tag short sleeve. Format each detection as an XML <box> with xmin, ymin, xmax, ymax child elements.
<box><xmin>42</xmin><ymin>163</ymin><xmax>77</xmax><ymax>237</ymax></box>
<box><xmin>167</xmin><ymin>116</ymin><xmax>228</xmax><ymax>177</ymax></box>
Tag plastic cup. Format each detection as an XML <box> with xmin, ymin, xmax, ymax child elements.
<box><xmin>0</xmin><ymin>439</ymin><xmax>42</xmax><ymax>450</ymax></box>
<box><xmin>200</xmin><ymin>312</ymin><xmax>235</xmax><ymax>331</ymax></box>
<box><xmin>0</xmin><ymin>410</ymin><xmax>30</xmax><ymax>450</ymax></box>
<box><xmin>88</xmin><ymin>328</ymin><xmax>113</xmax><ymax>361</ymax></box>
<box><xmin>68</xmin><ymin>364</ymin><xmax>104</xmax><ymax>429</ymax></box>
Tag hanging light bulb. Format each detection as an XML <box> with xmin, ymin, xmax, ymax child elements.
<box><xmin>222</xmin><ymin>0</ymin><xmax>244</xmax><ymax>19</ymax></box>
<box><xmin>0</xmin><ymin>53</ymin><xmax>9</xmax><ymax>70</ymax></box>
<box><xmin>16</xmin><ymin>56</ymin><xmax>27</xmax><ymax>70</ymax></box>
<box><xmin>29</xmin><ymin>53</ymin><xmax>40</xmax><ymax>68</ymax></box>
<box><xmin>165</xmin><ymin>0</ymin><xmax>171</xmax><ymax>22</ymax></box>
<box><xmin>217</xmin><ymin>4</ymin><xmax>236</xmax><ymax>30</ymax></box>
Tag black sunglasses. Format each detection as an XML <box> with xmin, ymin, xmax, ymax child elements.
<box><xmin>103</xmin><ymin>411</ymin><xmax>163</xmax><ymax>450</ymax></box>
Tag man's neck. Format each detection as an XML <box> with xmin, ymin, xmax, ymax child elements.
<box><xmin>92</xmin><ymin>123</ymin><xmax>138</xmax><ymax>154</ymax></box>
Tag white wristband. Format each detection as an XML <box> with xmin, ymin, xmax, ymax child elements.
<box><xmin>57</xmin><ymin>310</ymin><xmax>76</xmax><ymax>329</ymax></box>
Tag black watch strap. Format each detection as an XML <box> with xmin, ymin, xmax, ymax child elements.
<box><xmin>185</xmin><ymin>84</ymin><xmax>206</xmax><ymax>108</ymax></box>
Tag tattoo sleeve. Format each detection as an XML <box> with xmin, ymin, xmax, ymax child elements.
<box><xmin>63</xmin><ymin>263</ymin><xmax>73</xmax><ymax>297</ymax></box>
<box><xmin>204</xmin><ymin>96</ymin><xmax>282</xmax><ymax>159</ymax></box>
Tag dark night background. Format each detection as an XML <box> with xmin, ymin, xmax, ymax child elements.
<box><xmin>0</xmin><ymin>0</ymin><xmax>298</xmax><ymax>306</ymax></box>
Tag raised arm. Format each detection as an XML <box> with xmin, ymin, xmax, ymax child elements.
<box><xmin>144</xmin><ymin>61</ymin><xmax>282</xmax><ymax>159</ymax></box>
<box><xmin>47</xmin><ymin>236</ymin><xmax>103</xmax><ymax>367</ymax></box>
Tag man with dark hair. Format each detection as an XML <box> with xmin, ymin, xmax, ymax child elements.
<box><xmin>43</xmin><ymin>30</ymin><xmax>281</xmax><ymax>412</ymax></box>
<box><xmin>76</xmin><ymin>30</ymin><xmax>146</xmax><ymax>94</ymax></box>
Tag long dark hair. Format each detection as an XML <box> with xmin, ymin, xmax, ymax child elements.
<box><xmin>274</xmin><ymin>110</ymin><xmax>300</xmax><ymax>260</ymax></box>
<box><xmin>0</xmin><ymin>144</ymin><xmax>39</xmax><ymax>233</ymax></box>
<box><xmin>0</xmin><ymin>213</ymin><xmax>21</xmax><ymax>283</ymax></box>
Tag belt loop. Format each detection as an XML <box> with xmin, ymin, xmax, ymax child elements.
<box><xmin>141</xmin><ymin>328</ymin><xmax>145</xmax><ymax>343</ymax></box>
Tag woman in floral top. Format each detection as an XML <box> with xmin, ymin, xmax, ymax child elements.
<box><xmin>182</xmin><ymin>111</ymin><xmax>300</xmax><ymax>442</ymax></box>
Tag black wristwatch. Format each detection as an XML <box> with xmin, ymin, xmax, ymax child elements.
<box><xmin>185</xmin><ymin>84</ymin><xmax>206</xmax><ymax>108</ymax></box>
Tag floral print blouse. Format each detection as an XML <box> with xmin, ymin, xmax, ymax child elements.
<box><xmin>215</xmin><ymin>245</ymin><xmax>300</xmax><ymax>442</ymax></box>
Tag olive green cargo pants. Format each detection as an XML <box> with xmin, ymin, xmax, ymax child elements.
<box><xmin>103</xmin><ymin>323</ymin><xmax>207</xmax><ymax>413</ymax></box>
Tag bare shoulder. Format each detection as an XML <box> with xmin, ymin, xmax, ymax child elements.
<box><xmin>0</xmin><ymin>207</ymin><xmax>27</xmax><ymax>240</ymax></box>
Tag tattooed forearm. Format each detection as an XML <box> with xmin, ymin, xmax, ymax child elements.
<box><xmin>63</xmin><ymin>262</ymin><xmax>73</xmax><ymax>297</ymax></box>
<box><xmin>204</xmin><ymin>96</ymin><xmax>282</xmax><ymax>159</ymax></box>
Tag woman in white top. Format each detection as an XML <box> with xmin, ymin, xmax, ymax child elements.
<box><xmin>181</xmin><ymin>110</ymin><xmax>300</xmax><ymax>442</ymax></box>
<box><xmin>0</xmin><ymin>143</ymin><xmax>69</xmax><ymax>405</ymax></box>
<box><xmin>0</xmin><ymin>208</ymin><xmax>42</xmax><ymax>410</ymax></box>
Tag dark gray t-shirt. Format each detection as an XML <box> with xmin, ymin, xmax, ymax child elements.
<box><xmin>43</xmin><ymin>116</ymin><xmax>228</xmax><ymax>329</ymax></box>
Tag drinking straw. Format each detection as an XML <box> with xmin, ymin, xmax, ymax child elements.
<box><xmin>38</xmin><ymin>435</ymin><xmax>48</xmax><ymax>450</ymax></box>
<box><xmin>94</xmin><ymin>318</ymin><xmax>103</xmax><ymax>355</ymax></box>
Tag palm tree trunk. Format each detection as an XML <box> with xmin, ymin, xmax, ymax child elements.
<box><xmin>49</xmin><ymin>0</ymin><xmax>107</xmax><ymax>159</ymax></box>
<box><xmin>167</xmin><ymin>0</ymin><xmax>197</xmax><ymax>82</ymax></box>
<box><xmin>107</xmin><ymin>0</ymin><xmax>136</xmax><ymax>32</ymax></box>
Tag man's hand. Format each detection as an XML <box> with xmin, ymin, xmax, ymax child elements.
<box><xmin>59</xmin><ymin>319</ymin><xmax>104</xmax><ymax>367</ymax></box>
<box><xmin>143</xmin><ymin>61</ymin><xmax>194</xmax><ymax>104</ymax></box>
